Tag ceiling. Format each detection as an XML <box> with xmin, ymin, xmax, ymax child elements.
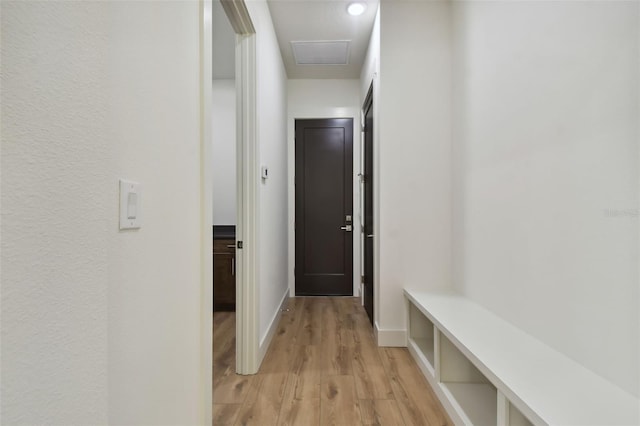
<box><xmin>267</xmin><ymin>0</ymin><xmax>378</xmax><ymax>79</ymax></box>
<box><xmin>213</xmin><ymin>0</ymin><xmax>379</xmax><ymax>80</ymax></box>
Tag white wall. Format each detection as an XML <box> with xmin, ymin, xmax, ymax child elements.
<box><xmin>245</xmin><ymin>0</ymin><xmax>290</xmax><ymax>352</ymax></box>
<box><xmin>360</xmin><ymin>5</ymin><xmax>379</xmax><ymax>104</ymax></box>
<box><xmin>107</xmin><ymin>2</ymin><xmax>204</xmax><ymax>422</ymax></box>
<box><xmin>451</xmin><ymin>1</ymin><xmax>639</xmax><ymax>397</ymax></box>
<box><xmin>1</xmin><ymin>1</ymin><xmax>207</xmax><ymax>424</ymax></box>
<box><xmin>2</xmin><ymin>2</ymin><xmax>109</xmax><ymax>422</ymax></box>
<box><xmin>375</xmin><ymin>1</ymin><xmax>453</xmax><ymax>345</ymax></box>
<box><xmin>287</xmin><ymin>79</ymin><xmax>362</xmax><ymax>297</ymax></box>
<box><xmin>212</xmin><ymin>79</ymin><xmax>236</xmax><ymax>225</ymax></box>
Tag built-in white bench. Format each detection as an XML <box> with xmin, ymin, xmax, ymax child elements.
<box><xmin>404</xmin><ymin>289</ymin><xmax>639</xmax><ymax>426</ymax></box>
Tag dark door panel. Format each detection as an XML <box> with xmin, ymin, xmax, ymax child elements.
<box><xmin>295</xmin><ymin>118</ymin><xmax>353</xmax><ymax>296</ymax></box>
<box><xmin>363</xmin><ymin>86</ymin><xmax>374</xmax><ymax>325</ymax></box>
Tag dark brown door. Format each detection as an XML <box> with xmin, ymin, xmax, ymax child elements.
<box><xmin>213</xmin><ymin>239</ymin><xmax>236</xmax><ymax>311</ymax></box>
<box><xmin>363</xmin><ymin>86</ymin><xmax>374</xmax><ymax>325</ymax></box>
<box><xmin>295</xmin><ymin>118</ymin><xmax>353</xmax><ymax>296</ymax></box>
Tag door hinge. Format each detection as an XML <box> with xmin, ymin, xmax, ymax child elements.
<box><xmin>360</xmin><ymin>276</ymin><xmax>365</xmax><ymax>284</ymax></box>
<box><xmin>237</xmin><ymin>241</ymin><xmax>243</xmax><ymax>249</ymax></box>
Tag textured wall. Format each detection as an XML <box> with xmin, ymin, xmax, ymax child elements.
<box><xmin>1</xmin><ymin>1</ymin><xmax>205</xmax><ymax>423</ymax></box>
<box><xmin>1</xmin><ymin>2</ymin><xmax>110</xmax><ymax>423</ymax></box>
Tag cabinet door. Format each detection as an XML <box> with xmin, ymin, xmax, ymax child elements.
<box><xmin>213</xmin><ymin>240</ymin><xmax>236</xmax><ymax>311</ymax></box>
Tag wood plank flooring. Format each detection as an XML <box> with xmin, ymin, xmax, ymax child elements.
<box><xmin>213</xmin><ymin>297</ymin><xmax>452</xmax><ymax>426</ymax></box>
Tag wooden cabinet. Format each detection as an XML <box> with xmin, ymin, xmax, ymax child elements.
<box><xmin>213</xmin><ymin>239</ymin><xmax>236</xmax><ymax>311</ymax></box>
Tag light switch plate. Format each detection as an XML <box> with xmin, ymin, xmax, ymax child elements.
<box><xmin>120</xmin><ymin>179</ymin><xmax>141</xmax><ymax>230</ymax></box>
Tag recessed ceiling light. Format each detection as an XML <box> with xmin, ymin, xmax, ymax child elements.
<box><xmin>347</xmin><ymin>2</ymin><xmax>366</xmax><ymax>16</ymax></box>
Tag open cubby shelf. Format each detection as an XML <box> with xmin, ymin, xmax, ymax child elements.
<box><xmin>408</xmin><ymin>302</ymin><xmax>435</xmax><ymax>371</ymax></box>
<box><xmin>442</xmin><ymin>383</ymin><xmax>497</xmax><ymax>426</ymax></box>
<box><xmin>412</xmin><ymin>338</ymin><xmax>434</xmax><ymax>366</ymax></box>
<box><xmin>438</xmin><ymin>329</ymin><xmax>498</xmax><ymax>425</ymax></box>
<box><xmin>404</xmin><ymin>289</ymin><xmax>639</xmax><ymax>426</ymax></box>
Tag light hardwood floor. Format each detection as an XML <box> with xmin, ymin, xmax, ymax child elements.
<box><xmin>213</xmin><ymin>297</ymin><xmax>452</xmax><ymax>426</ymax></box>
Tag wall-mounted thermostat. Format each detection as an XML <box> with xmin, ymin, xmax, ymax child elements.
<box><xmin>120</xmin><ymin>179</ymin><xmax>141</xmax><ymax>230</ymax></box>
<box><xmin>261</xmin><ymin>166</ymin><xmax>269</xmax><ymax>180</ymax></box>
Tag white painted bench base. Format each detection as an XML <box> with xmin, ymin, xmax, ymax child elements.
<box><xmin>404</xmin><ymin>289</ymin><xmax>639</xmax><ymax>426</ymax></box>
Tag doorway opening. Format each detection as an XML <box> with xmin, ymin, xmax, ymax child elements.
<box><xmin>212</xmin><ymin>0</ymin><xmax>259</xmax><ymax>389</ymax></box>
<box><xmin>212</xmin><ymin>0</ymin><xmax>237</xmax><ymax>312</ymax></box>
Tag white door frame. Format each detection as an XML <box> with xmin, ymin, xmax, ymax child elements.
<box><xmin>199</xmin><ymin>0</ymin><xmax>213</xmax><ymax>423</ymax></box>
<box><xmin>235</xmin><ymin>31</ymin><xmax>259</xmax><ymax>375</ymax></box>
<box><xmin>219</xmin><ymin>0</ymin><xmax>259</xmax><ymax>375</ymax></box>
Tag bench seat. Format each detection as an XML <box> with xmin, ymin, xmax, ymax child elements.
<box><xmin>404</xmin><ymin>289</ymin><xmax>639</xmax><ymax>425</ymax></box>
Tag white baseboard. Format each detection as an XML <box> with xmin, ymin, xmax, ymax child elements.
<box><xmin>258</xmin><ymin>289</ymin><xmax>289</xmax><ymax>365</ymax></box>
<box><xmin>374</xmin><ymin>322</ymin><xmax>407</xmax><ymax>347</ymax></box>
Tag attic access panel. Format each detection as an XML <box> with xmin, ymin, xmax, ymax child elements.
<box><xmin>291</xmin><ymin>40</ymin><xmax>351</xmax><ymax>65</ymax></box>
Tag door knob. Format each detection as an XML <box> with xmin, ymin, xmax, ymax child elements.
<box><xmin>341</xmin><ymin>225</ymin><xmax>353</xmax><ymax>232</ymax></box>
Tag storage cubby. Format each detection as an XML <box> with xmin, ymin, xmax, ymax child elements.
<box><xmin>507</xmin><ymin>402</ymin><xmax>533</xmax><ymax>426</ymax></box>
<box><xmin>498</xmin><ymin>391</ymin><xmax>535</xmax><ymax>426</ymax></box>
<box><xmin>408</xmin><ymin>302</ymin><xmax>435</xmax><ymax>371</ymax></box>
<box><xmin>439</xmin><ymin>332</ymin><xmax>497</xmax><ymax>426</ymax></box>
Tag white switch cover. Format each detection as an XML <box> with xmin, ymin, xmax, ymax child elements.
<box><xmin>120</xmin><ymin>179</ymin><xmax>141</xmax><ymax>230</ymax></box>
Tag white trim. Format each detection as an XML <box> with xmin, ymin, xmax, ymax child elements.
<box><xmin>497</xmin><ymin>390</ymin><xmax>509</xmax><ymax>426</ymax></box>
<box><xmin>258</xmin><ymin>289</ymin><xmax>289</xmax><ymax>364</ymax></box>
<box><xmin>374</xmin><ymin>322</ymin><xmax>407</xmax><ymax>347</ymax></box>
<box><xmin>235</xmin><ymin>30</ymin><xmax>259</xmax><ymax>375</ymax></box>
<box><xmin>220</xmin><ymin>0</ymin><xmax>254</xmax><ymax>34</ymax></box>
<box><xmin>199</xmin><ymin>0</ymin><xmax>213</xmax><ymax>423</ymax></box>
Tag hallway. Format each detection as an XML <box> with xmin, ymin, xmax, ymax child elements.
<box><xmin>213</xmin><ymin>297</ymin><xmax>451</xmax><ymax>425</ymax></box>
